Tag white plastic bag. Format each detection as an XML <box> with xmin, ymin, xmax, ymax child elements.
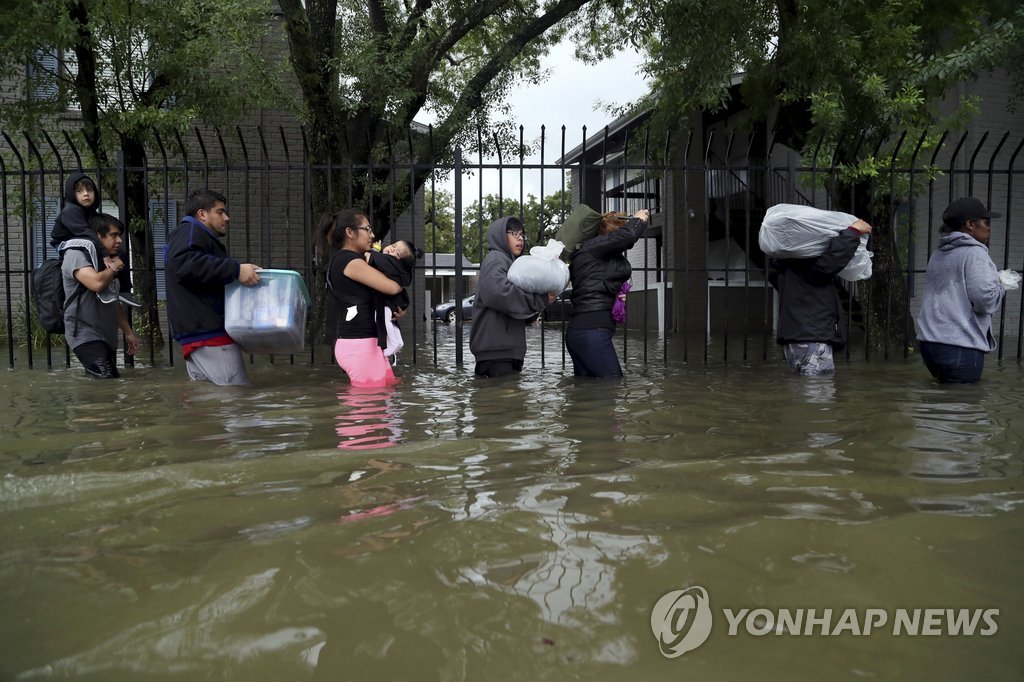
<box><xmin>507</xmin><ymin>239</ymin><xmax>570</xmax><ymax>293</ymax></box>
<box><xmin>998</xmin><ymin>269</ymin><xmax>1022</xmax><ymax>291</ymax></box>
<box><xmin>759</xmin><ymin>204</ymin><xmax>873</xmax><ymax>281</ymax></box>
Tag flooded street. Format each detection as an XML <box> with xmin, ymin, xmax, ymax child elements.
<box><xmin>1</xmin><ymin>330</ymin><xmax>1022</xmax><ymax>680</ymax></box>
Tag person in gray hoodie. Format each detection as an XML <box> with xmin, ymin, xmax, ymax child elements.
<box><xmin>469</xmin><ymin>217</ymin><xmax>554</xmax><ymax>377</ymax></box>
<box><xmin>916</xmin><ymin>197</ymin><xmax>1005</xmax><ymax>383</ymax></box>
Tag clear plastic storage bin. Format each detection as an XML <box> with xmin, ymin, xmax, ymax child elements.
<box><xmin>225</xmin><ymin>269</ymin><xmax>310</xmax><ymax>354</ymax></box>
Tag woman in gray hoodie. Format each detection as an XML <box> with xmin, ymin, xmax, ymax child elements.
<box><xmin>469</xmin><ymin>217</ymin><xmax>554</xmax><ymax>377</ymax></box>
<box><xmin>916</xmin><ymin>197</ymin><xmax>1005</xmax><ymax>383</ymax></box>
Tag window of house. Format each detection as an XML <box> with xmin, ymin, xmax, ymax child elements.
<box><xmin>28</xmin><ymin>48</ymin><xmax>80</xmax><ymax>111</ymax></box>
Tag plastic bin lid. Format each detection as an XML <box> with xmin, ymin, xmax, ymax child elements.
<box><xmin>255</xmin><ymin>269</ymin><xmax>311</xmax><ymax>306</ymax></box>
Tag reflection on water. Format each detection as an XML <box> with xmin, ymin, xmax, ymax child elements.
<box><xmin>1</xmin><ymin>344</ymin><xmax>1023</xmax><ymax>680</ymax></box>
<box><xmin>335</xmin><ymin>385</ymin><xmax>405</xmax><ymax>450</ymax></box>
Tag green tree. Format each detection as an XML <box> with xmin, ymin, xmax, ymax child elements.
<box><xmin>423</xmin><ymin>188</ymin><xmax>573</xmax><ymax>263</ymax></box>
<box><xmin>275</xmin><ymin>0</ymin><xmax>600</xmax><ymax>336</ymax></box>
<box><xmin>423</xmin><ymin>187</ymin><xmax>456</xmax><ymax>254</ymax></box>
<box><xmin>582</xmin><ymin>0</ymin><xmax>1023</xmax><ymax>353</ymax></box>
<box><xmin>276</xmin><ymin>1</ymin><xmax>595</xmax><ymax>231</ymax></box>
<box><xmin>0</xmin><ymin>0</ymin><xmax>284</xmax><ymax>345</ymax></box>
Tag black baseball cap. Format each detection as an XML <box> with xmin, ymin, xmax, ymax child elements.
<box><xmin>942</xmin><ymin>197</ymin><xmax>1001</xmax><ymax>229</ymax></box>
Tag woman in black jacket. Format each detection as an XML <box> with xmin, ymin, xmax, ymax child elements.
<box><xmin>565</xmin><ymin>208</ymin><xmax>649</xmax><ymax>377</ymax></box>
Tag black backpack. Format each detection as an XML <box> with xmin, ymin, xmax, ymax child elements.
<box><xmin>32</xmin><ymin>245</ymin><xmax>89</xmax><ymax>334</ymax></box>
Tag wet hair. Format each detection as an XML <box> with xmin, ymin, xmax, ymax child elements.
<box><xmin>89</xmin><ymin>212</ymin><xmax>124</xmax><ymax>238</ymax></box>
<box><xmin>185</xmin><ymin>189</ymin><xmax>227</xmax><ymax>217</ymax></box>
<box><xmin>321</xmin><ymin>209</ymin><xmax>370</xmax><ymax>250</ymax></box>
<box><xmin>73</xmin><ymin>177</ymin><xmax>97</xmax><ymax>196</ymax></box>
<box><xmin>598</xmin><ymin>212</ymin><xmax>629</xmax><ymax>235</ymax></box>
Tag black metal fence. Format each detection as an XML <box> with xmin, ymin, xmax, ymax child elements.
<box><xmin>1</xmin><ymin>124</ymin><xmax>1022</xmax><ymax>370</ymax></box>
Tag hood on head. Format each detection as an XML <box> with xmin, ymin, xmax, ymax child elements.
<box><xmin>939</xmin><ymin>230</ymin><xmax>987</xmax><ymax>252</ymax></box>
<box><xmin>485</xmin><ymin>216</ymin><xmax>525</xmax><ymax>258</ymax></box>
<box><xmin>63</xmin><ymin>171</ymin><xmax>100</xmax><ymax>208</ymax></box>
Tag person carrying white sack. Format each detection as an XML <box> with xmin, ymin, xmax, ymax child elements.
<box><xmin>767</xmin><ymin>216</ymin><xmax>873</xmax><ymax>376</ymax></box>
<box><xmin>469</xmin><ymin>217</ymin><xmax>556</xmax><ymax>378</ymax></box>
<box><xmin>916</xmin><ymin>197</ymin><xmax>1009</xmax><ymax>384</ymax></box>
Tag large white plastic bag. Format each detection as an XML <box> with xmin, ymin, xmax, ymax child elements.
<box><xmin>507</xmin><ymin>239</ymin><xmax>570</xmax><ymax>293</ymax></box>
<box><xmin>759</xmin><ymin>204</ymin><xmax>873</xmax><ymax>281</ymax></box>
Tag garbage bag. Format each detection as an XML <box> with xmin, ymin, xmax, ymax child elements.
<box><xmin>759</xmin><ymin>204</ymin><xmax>873</xmax><ymax>281</ymax></box>
<box><xmin>507</xmin><ymin>239</ymin><xmax>570</xmax><ymax>294</ymax></box>
<box><xmin>555</xmin><ymin>204</ymin><xmax>603</xmax><ymax>257</ymax></box>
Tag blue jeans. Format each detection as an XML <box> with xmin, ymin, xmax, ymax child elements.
<box><xmin>918</xmin><ymin>340</ymin><xmax>986</xmax><ymax>384</ymax></box>
<box><xmin>565</xmin><ymin>327</ymin><xmax>622</xmax><ymax>378</ymax></box>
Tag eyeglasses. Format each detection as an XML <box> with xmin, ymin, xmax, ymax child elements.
<box><xmin>507</xmin><ymin>231</ymin><xmax>525</xmax><ymax>240</ymax></box>
<box><xmin>352</xmin><ymin>224</ymin><xmax>373</xmax><ymax>233</ymax></box>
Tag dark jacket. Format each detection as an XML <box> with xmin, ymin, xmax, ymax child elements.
<box><xmin>568</xmin><ymin>217</ymin><xmax>646</xmax><ymax>326</ymax></box>
<box><xmin>164</xmin><ymin>216</ymin><xmax>241</xmax><ymax>344</ymax></box>
<box><xmin>50</xmin><ymin>172</ymin><xmax>101</xmax><ymax>247</ymax></box>
<box><xmin>469</xmin><ymin>217</ymin><xmax>548</xmax><ymax>363</ymax></box>
<box><xmin>769</xmin><ymin>228</ymin><xmax>861</xmax><ymax>348</ymax></box>
<box><xmin>368</xmin><ymin>250</ymin><xmax>412</xmax><ymax>312</ymax></box>
<box><xmin>366</xmin><ymin>250</ymin><xmax>413</xmax><ymax>348</ymax></box>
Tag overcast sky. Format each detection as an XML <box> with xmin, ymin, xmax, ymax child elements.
<box><xmin>434</xmin><ymin>40</ymin><xmax>650</xmax><ymax>203</ymax></box>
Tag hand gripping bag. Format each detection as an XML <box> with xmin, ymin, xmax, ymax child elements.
<box><xmin>611</xmin><ymin>281</ymin><xmax>631</xmax><ymax>324</ymax></box>
<box><xmin>507</xmin><ymin>239</ymin><xmax>570</xmax><ymax>294</ymax></box>
<box><xmin>759</xmin><ymin>204</ymin><xmax>873</xmax><ymax>281</ymax></box>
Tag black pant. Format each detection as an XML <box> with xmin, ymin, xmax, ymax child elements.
<box><xmin>73</xmin><ymin>341</ymin><xmax>120</xmax><ymax>379</ymax></box>
<box><xmin>564</xmin><ymin>326</ymin><xmax>622</xmax><ymax>378</ymax></box>
<box><xmin>918</xmin><ymin>340</ymin><xmax>985</xmax><ymax>384</ymax></box>
<box><xmin>474</xmin><ymin>359</ymin><xmax>523</xmax><ymax>378</ymax></box>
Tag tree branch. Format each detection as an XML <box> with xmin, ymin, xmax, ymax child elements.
<box><xmin>431</xmin><ymin>0</ymin><xmax>591</xmax><ymax>147</ymax></box>
<box><xmin>397</xmin><ymin>0</ymin><xmax>434</xmax><ymax>48</ymax></box>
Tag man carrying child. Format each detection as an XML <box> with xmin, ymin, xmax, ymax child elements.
<box><xmin>60</xmin><ymin>213</ymin><xmax>139</xmax><ymax>378</ymax></box>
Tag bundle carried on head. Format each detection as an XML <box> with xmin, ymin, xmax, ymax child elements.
<box><xmin>759</xmin><ymin>204</ymin><xmax>873</xmax><ymax>281</ymax></box>
<box><xmin>556</xmin><ymin>204</ymin><xmax>604</xmax><ymax>257</ymax></box>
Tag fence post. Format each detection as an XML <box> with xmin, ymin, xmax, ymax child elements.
<box><xmin>454</xmin><ymin>146</ymin><xmax>464</xmax><ymax>367</ymax></box>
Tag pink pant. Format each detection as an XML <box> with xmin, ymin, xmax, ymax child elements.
<box><xmin>334</xmin><ymin>337</ymin><xmax>400</xmax><ymax>388</ymax></box>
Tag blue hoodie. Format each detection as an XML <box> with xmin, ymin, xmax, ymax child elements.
<box><xmin>916</xmin><ymin>231</ymin><xmax>1004</xmax><ymax>352</ymax></box>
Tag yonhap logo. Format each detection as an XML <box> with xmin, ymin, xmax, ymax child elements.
<box><xmin>651</xmin><ymin>585</ymin><xmax>1000</xmax><ymax>659</ymax></box>
<box><xmin>650</xmin><ymin>586</ymin><xmax>713</xmax><ymax>658</ymax></box>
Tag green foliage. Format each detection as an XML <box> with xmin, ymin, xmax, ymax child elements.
<box><xmin>599</xmin><ymin>0</ymin><xmax>1023</xmax><ymax>216</ymax></box>
<box><xmin>424</xmin><ymin>186</ymin><xmax>573</xmax><ymax>263</ymax></box>
<box><xmin>0</xmin><ymin>302</ymin><xmax>66</xmax><ymax>351</ymax></box>
<box><xmin>0</xmin><ymin>0</ymin><xmax>288</xmax><ymax>141</ymax></box>
<box><xmin>279</xmin><ymin>0</ymin><xmax>596</xmax><ymax>226</ymax></box>
<box><xmin>610</xmin><ymin>0</ymin><xmax>1022</xmax><ymax>160</ymax></box>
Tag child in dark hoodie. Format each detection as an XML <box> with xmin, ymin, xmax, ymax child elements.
<box><xmin>50</xmin><ymin>172</ymin><xmax>137</xmax><ymax>304</ymax></box>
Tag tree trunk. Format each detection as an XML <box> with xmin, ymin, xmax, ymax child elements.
<box><xmin>120</xmin><ymin>134</ymin><xmax>164</xmax><ymax>348</ymax></box>
<box><xmin>837</xmin><ymin>189</ymin><xmax>911</xmax><ymax>358</ymax></box>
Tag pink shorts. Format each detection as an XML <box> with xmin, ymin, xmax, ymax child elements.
<box><xmin>334</xmin><ymin>337</ymin><xmax>400</xmax><ymax>388</ymax></box>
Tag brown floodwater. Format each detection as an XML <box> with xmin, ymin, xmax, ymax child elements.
<box><xmin>1</xmin><ymin>328</ymin><xmax>1022</xmax><ymax>681</ymax></box>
